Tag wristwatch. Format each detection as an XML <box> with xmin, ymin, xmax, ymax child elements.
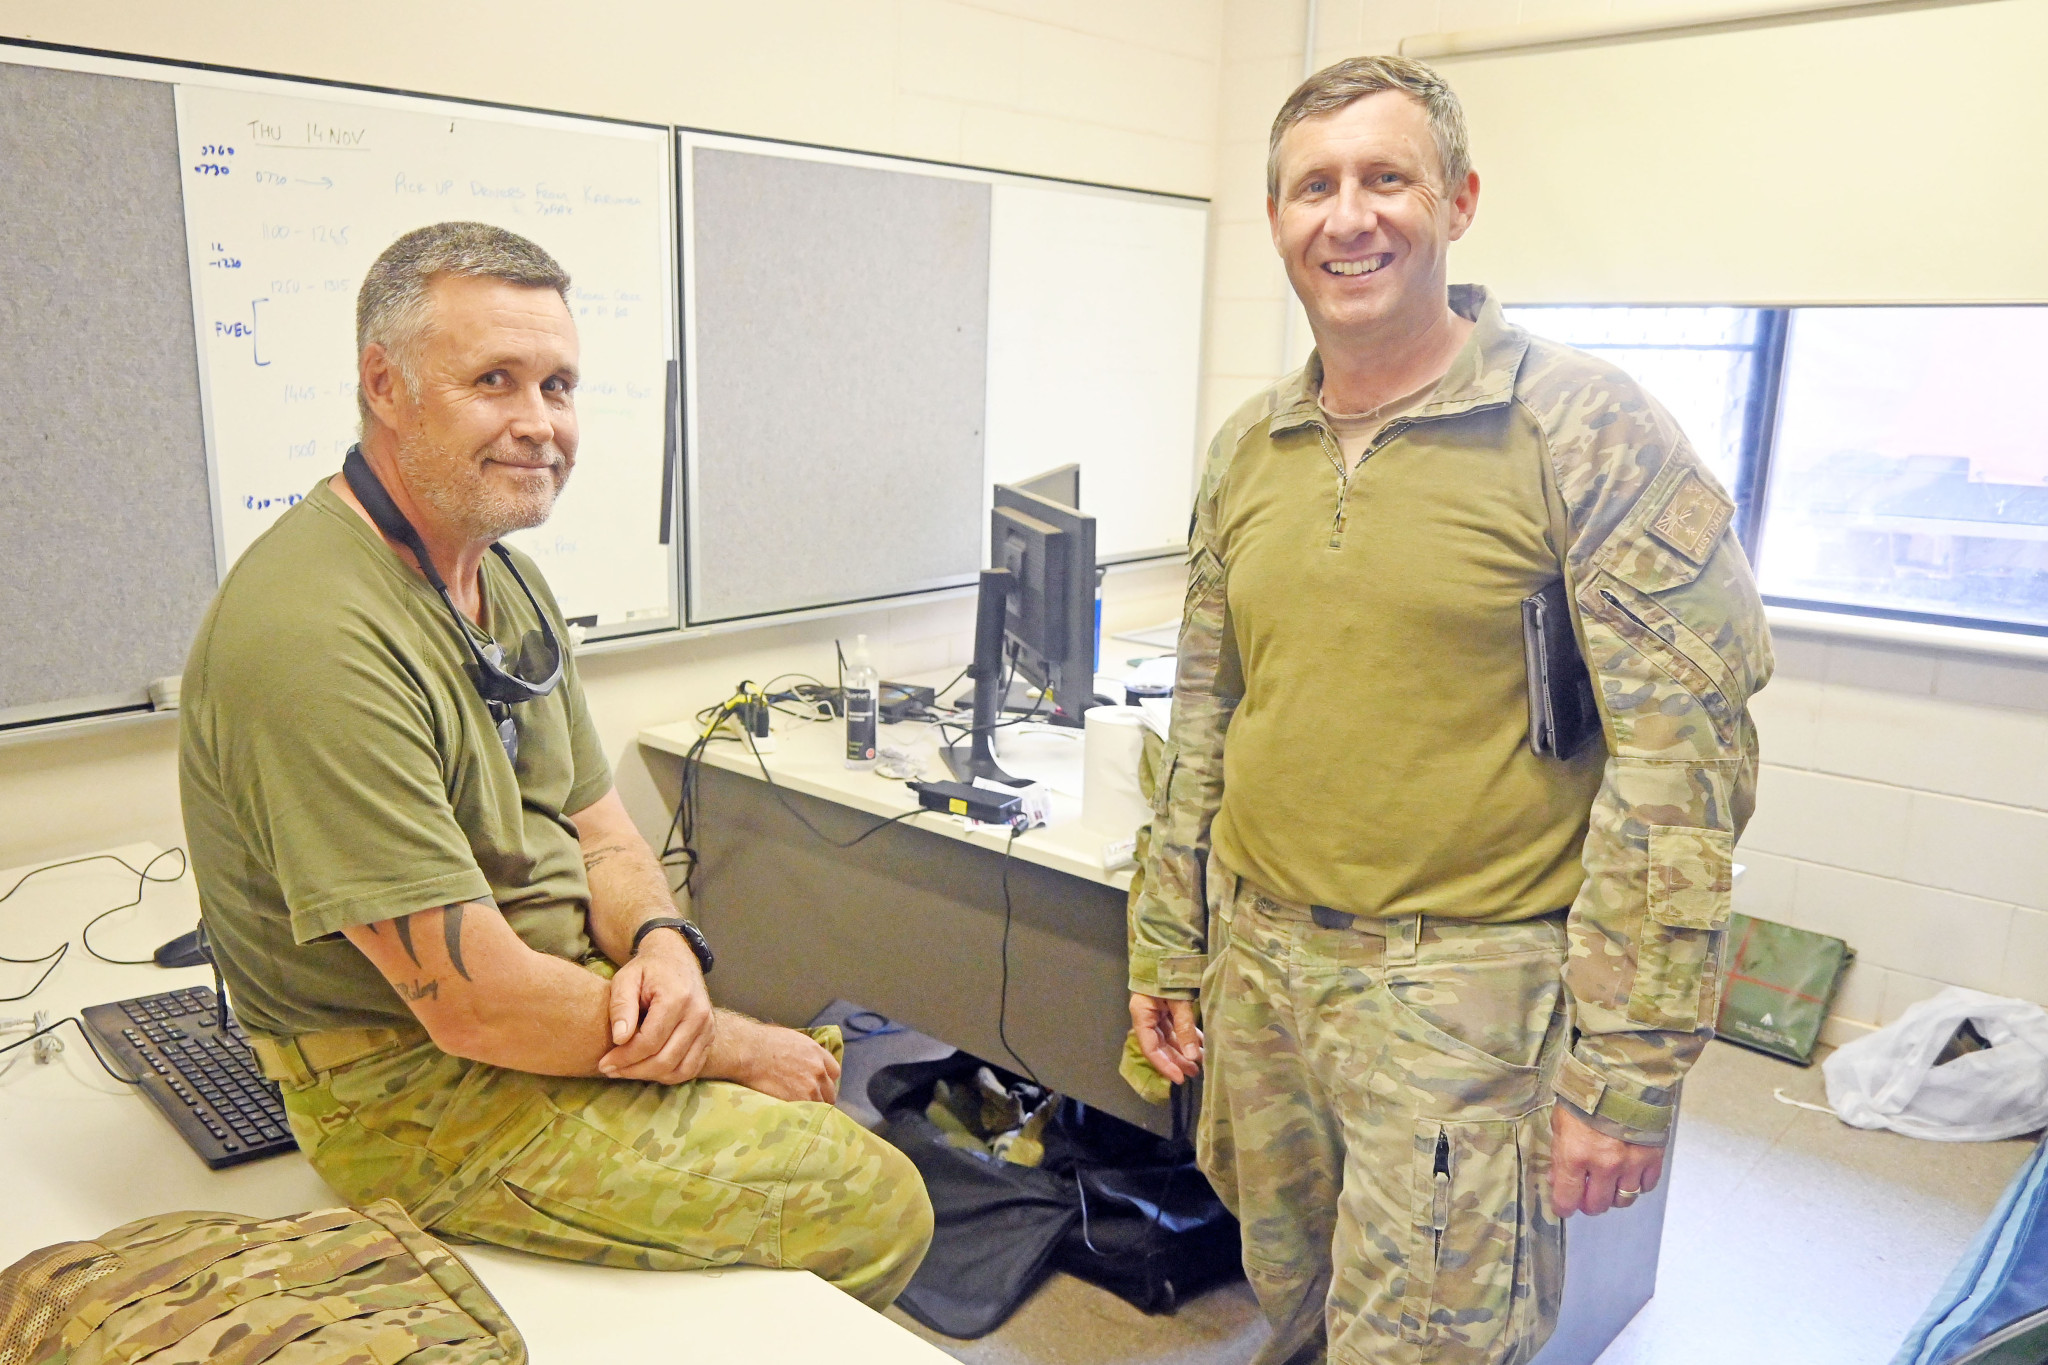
<box><xmin>629</xmin><ymin>917</ymin><xmax>714</xmax><ymax>974</ymax></box>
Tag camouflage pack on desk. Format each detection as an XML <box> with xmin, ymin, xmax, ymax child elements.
<box><xmin>0</xmin><ymin>1199</ymin><xmax>524</xmax><ymax>1365</ymax></box>
<box><xmin>1715</xmin><ymin>912</ymin><xmax>1854</xmax><ymax>1064</ymax></box>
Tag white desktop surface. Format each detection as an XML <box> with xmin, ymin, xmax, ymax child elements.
<box><xmin>638</xmin><ymin>704</ymin><xmax>1140</xmax><ymax>892</ymax></box>
<box><xmin>0</xmin><ymin>844</ymin><xmax>952</xmax><ymax>1363</ymax></box>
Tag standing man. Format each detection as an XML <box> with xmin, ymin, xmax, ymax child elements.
<box><xmin>181</xmin><ymin>221</ymin><xmax>931</xmax><ymax>1307</ymax></box>
<box><xmin>1129</xmin><ymin>58</ymin><xmax>1770</xmax><ymax>1364</ymax></box>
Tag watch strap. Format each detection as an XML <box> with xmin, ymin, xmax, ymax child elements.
<box><xmin>629</xmin><ymin>917</ymin><xmax>714</xmax><ymax>973</ymax></box>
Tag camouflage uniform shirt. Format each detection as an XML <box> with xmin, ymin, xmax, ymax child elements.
<box><xmin>1130</xmin><ymin>285</ymin><xmax>1773</xmax><ymax>1143</ymax></box>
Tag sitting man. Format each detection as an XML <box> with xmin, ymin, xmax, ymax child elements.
<box><xmin>179</xmin><ymin>220</ymin><xmax>932</xmax><ymax>1307</ymax></box>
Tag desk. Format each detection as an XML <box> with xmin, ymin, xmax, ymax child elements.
<box><xmin>641</xmin><ymin>704</ymin><xmax>1678</xmax><ymax>1364</ymax></box>
<box><xmin>638</xmin><ymin>707</ymin><xmax>1163</xmax><ymax>1134</ymax></box>
<box><xmin>0</xmin><ymin>845</ymin><xmax>951</xmax><ymax>1363</ymax></box>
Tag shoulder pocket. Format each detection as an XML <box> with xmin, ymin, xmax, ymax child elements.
<box><xmin>1627</xmin><ymin>825</ymin><xmax>1734</xmax><ymax>1030</ymax></box>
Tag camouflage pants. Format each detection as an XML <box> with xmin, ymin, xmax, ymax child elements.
<box><xmin>273</xmin><ymin>1027</ymin><xmax>933</xmax><ymax>1309</ymax></box>
<box><xmin>1197</xmin><ymin>862</ymin><xmax>1567</xmax><ymax>1365</ymax></box>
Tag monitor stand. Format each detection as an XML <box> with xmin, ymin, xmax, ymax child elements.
<box><xmin>941</xmin><ymin>568</ymin><xmax>1028</xmax><ymax>786</ymax></box>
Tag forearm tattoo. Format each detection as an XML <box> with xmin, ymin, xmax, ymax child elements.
<box><xmin>582</xmin><ymin>841</ymin><xmax>634</xmax><ymax>873</ymax></box>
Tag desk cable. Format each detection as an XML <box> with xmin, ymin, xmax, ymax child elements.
<box><xmin>988</xmin><ymin>829</ymin><xmax>1185</xmax><ymax>1282</ymax></box>
<box><xmin>1</xmin><ymin>848</ymin><xmax>191</xmax><ymax>1002</ymax></box>
<box><xmin>0</xmin><ymin>1014</ymin><xmax>142</xmax><ymax>1086</ymax></box>
<box><xmin>660</xmin><ymin>680</ymin><xmax>934</xmax><ymax>898</ymax></box>
<box><xmin>993</xmin><ymin>826</ymin><xmax>1041</xmax><ymax>1087</ymax></box>
<box><xmin>738</xmin><ymin>723</ymin><xmax>926</xmax><ymax>850</ymax></box>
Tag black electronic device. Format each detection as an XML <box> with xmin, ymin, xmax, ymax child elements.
<box><xmin>907</xmin><ymin>779</ymin><xmax>1028</xmax><ymax>829</ymax></box>
<box><xmin>152</xmin><ymin>927</ymin><xmax>211</xmax><ymax>969</ymax></box>
<box><xmin>942</xmin><ymin>468</ymin><xmax>1106</xmax><ymax>784</ymax></box>
<box><xmin>1521</xmin><ymin>578</ymin><xmax>1601</xmax><ymax>760</ymax></box>
<box><xmin>878</xmin><ymin>681</ymin><xmax>936</xmax><ymax>723</ymax></box>
<box><xmin>79</xmin><ymin>986</ymin><xmax>296</xmax><ymax>1169</ymax></box>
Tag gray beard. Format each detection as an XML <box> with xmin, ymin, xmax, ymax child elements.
<box><xmin>391</xmin><ymin>430</ymin><xmax>568</xmax><ymax>544</ymax></box>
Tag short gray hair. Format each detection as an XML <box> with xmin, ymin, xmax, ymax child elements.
<box><xmin>355</xmin><ymin>221</ymin><xmax>570</xmax><ymax>427</ymax></box>
<box><xmin>1266</xmin><ymin>56</ymin><xmax>1471</xmax><ymax>200</ymax></box>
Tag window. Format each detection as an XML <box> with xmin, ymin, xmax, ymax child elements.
<box><xmin>1503</xmin><ymin>306</ymin><xmax>1780</xmax><ymax>550</ymax></box>
<box><xmin>1502</xmin><ymin>302</ymin><xmax>2048</xmax><ymax>642</ymax></box>
<box><xmin>1757</xmin><ymin>307</ymin><xmax>2048</xmax><ymax>635</ymax></box>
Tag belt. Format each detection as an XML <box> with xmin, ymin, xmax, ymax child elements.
<box><xmin>1229</xmin><ymin>871</ymin><xmax>1425</xmax><ymax>963</ymax></box>
<box><xmin>248</xmin><ymin>1025</ymin><xmax>428</xmax><ymax>1086</ymax></box>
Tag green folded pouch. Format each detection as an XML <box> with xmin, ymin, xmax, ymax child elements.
<box><xmin>1716</xmin><ymin>912</ymin><xmax>1854</xmax><ymax>1065</ymax></box>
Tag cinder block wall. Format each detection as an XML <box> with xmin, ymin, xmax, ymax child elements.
<box><xmin>1738</xmin><ymin>636</ymin><xmax>2048</xmax><ymax>1035</ymax></box>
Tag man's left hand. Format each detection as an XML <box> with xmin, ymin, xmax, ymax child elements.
<box><xmin>598</xmin><ymin>933</ymin><xmax>715</xmax><ymax>1083</ymax></box>
<box><xmin>1549</xmin><ymin>1103</ymin><xmax>1665</xmax><ymax>1217</ymax></box>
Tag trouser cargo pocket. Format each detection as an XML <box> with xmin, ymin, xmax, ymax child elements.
<box><xmin>1399</xmin><ymin>1108</ymin><xmax>1557</xmax><ymax>1357</ymax></box>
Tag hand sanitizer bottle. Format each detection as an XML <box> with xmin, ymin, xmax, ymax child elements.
<box><xmin>844</xmin><ymin>634</ymin><xmax>878</xmax><ymax>770</ymax></box>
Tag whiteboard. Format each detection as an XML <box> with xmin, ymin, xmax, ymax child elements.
<box><xmin>985</xmin><ymin>182</ymin><xmax>1206</xmax><ymax>560</ymax></box>
<box><xmin>175</xmin><ymin>84</ymin><xmax>677</xmax><ymax>634</ymax></box>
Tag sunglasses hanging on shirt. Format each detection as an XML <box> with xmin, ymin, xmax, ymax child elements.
<box><xmin>342</xmin><ymin>446</ymin><xmax>563</xmax><ymax>767</ymax></box>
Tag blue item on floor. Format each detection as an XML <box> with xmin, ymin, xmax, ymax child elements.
<box><xmin>1893</xmin><ymin>1134</ymin><xmax>2048</xmax><ymax>1365</ymax></box>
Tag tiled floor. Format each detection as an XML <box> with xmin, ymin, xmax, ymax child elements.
<box><xmin>879</xmin><ymin>1040</ymin><xmax>2039</xmax><ymax>1365</ymax></box>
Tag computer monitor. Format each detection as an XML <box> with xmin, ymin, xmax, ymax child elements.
<box><xmin>942</xmin><ymin>469</ymin><xmax>1104</xmax><ymax>784</ymax></box>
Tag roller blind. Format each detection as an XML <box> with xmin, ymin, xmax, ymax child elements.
<box><xmin>1443</xmin><ymin>0</ymin><xmax>2048</xmax><ymax>303</ymax></box>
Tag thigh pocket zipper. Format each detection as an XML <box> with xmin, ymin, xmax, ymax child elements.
<box><xmin>1402</xmin><ymin>1119</ymin><xmax>1544</xmax><ymax>1352</ymax></box>
<box><xmin>1431</xmin><ymin>1129</ymin><xmax>1452</xmax><ymax>1267</ymax></box>
<box><xmin>1403</xmin><ymin>1127</ymin><xmax>1455</xmax><ymax>1345</ymax></box>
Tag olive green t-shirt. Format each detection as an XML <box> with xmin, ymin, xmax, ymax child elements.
<box><xmin>179</xmin><ymin>477</ymin><xmax>613</xmax><ymax>1038</ymax></box>
<box><xmin>1209</xmin><ymin>330</ymin><xmax>1606</xmax><ymax>921</ymax></box>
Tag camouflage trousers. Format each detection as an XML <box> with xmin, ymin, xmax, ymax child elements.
<box><xmin>270</xmin><ymin>1025</ymin><xmax>933</xmax><ymax>1310</ymax></box>
<box><xmin>1197</xmin><ymin>862</ymin><xmax>1568</xmax><ymax>1365</ymax></box>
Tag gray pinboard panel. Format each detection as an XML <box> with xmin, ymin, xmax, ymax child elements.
<box><xmin>687</xmin><ymin>147</ymin><xmax>990</xmax><ymax>623</ymax></box>
<box><xmin>0</xmin><ymin>61</ymin><xmax>215</xmax><ymax>722</ymax></box>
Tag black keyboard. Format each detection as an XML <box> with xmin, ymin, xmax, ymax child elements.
<box><xmin>80</xmin><ymin>986</ymin><xmax>298</xmax><ymax>1169</ymax></box>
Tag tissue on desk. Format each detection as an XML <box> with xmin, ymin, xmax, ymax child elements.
<box><xmin>1082</xmin><ymin>706</ymin><xmax>1150</xmax><ymax>839</ymax></box>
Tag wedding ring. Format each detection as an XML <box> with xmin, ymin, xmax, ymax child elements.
<box><xmin>1615</xmin><ymin>1187</ymin><xmax>1641</xmax><ymax>1203</ymax></box>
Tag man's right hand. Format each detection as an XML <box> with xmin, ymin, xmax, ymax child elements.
<box><xmin>1130</xmin><ymin>993</ymin><xmax>1203</xmax><ymax>1083</ymax></box>
<box><xmin>598</xmin><ymin>931</ymin><xmax>714</xmax><ymax>1083</ymax></box>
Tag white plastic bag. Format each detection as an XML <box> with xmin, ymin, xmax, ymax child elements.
<box><xmin>1823</xmin><ymin>987</ymin><xmax>2048</xmax><ymax>1142</ymax></box>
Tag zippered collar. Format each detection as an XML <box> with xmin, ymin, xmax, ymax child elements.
<box><xmin>1268</xmin><ymin>284</ymin><xmax>1529</xmax><ymax>438</ymax></box>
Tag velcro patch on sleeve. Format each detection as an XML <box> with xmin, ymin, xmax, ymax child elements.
<box><xmin>1647</xmin><ymin>470</ymin><xmax>1734</xmax><ymax>565</ymax></box>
